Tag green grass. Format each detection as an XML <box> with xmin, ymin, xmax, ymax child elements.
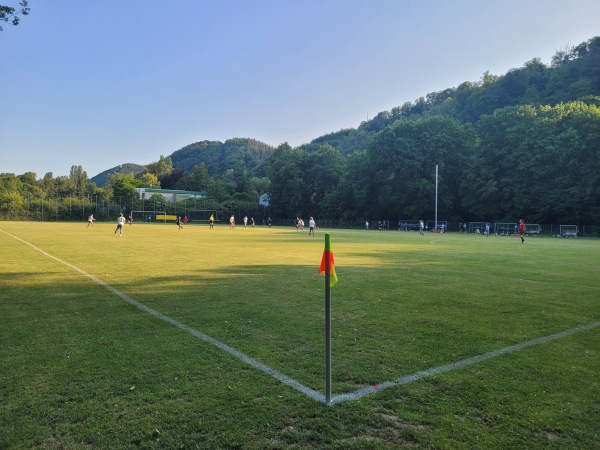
<box><xmin>1</xmin><ymin>222</ymin><xmax>598</xmax><ymax>449</ymax></box>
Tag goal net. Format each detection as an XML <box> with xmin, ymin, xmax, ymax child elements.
<box><xmin>468</xmin><ymin>222</ymin><xmax>489</xmax><ymax>234</ymax></box>
<box><xmin>494</xmin><ymin>222</ymin><xmax>517</xmax><ymax>236</ymax></box>
<box><xmin>398</xmin><ymin>220</ymin><xmax>418</xmax><ymax>231</ymax></box>
<box><xmin>426</xmin><ymin>220</ymin><xmax>448</xmax><ymax>232</ymax></box>
<box><xmin>525</xmin><ymin>224</ymin><xmax>541</xmax><ymax>235</ymax></box>
<box><xmin>560</xmin><ymin>224</ymin><xmax>578</xmax><ymax>237</ymax></box>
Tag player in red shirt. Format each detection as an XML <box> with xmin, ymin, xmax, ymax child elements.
<box><xmin>518</xmin><ymin>219</ymin><xmax>525</xmax><ymax>243</ymax></box>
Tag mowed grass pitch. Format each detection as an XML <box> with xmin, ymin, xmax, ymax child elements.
<box><xmin>0</xmin><ymin>221</ymin><xmax>598</xmax><ymax>449</ymax></box>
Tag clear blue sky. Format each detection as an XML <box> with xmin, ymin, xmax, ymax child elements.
<box><xmin>2</xmin><ymin>0</ymin><xmax>599</xmax><ymax>178</ymax></box>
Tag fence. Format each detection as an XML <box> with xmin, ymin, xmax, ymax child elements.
<box><xmin>0</xmin><ymin>195</ymin><xmax>272</xmax><ymax>226</ymax></box>
<box><xmin>1</xmin><ymin>201</ymin><xmax>598</xmax><ymax>237</ymax></box>
<box><xmin>274</xmin><ymin>219</ymin><xmax>600</xmax><ymax>237</ymax></box>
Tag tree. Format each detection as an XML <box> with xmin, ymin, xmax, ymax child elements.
<box><xmin>366</xmin><ymin>116</ymin><xmax>476</xmax><ymax>221</ymax></box>
<box><xmin>109</xmin><ymin>174</ymin><xmax>142</xmax><ymax>204</ymax></box>
<box><xmin>18</xmin><ymin>171</ymin><xmax>37</xmax><ymax>186</ymax></box>
<box><xmin>248</xmin><ymin>176</ymin><xmax>270</xmax><ymax>202</ymax></box>
<box><xmin>69</xmin><ymin>165</ymin><xmax>89</xmax><ymax>197</ymax></box>
<box><xmin>52</xmin><ymin>176</ymin><xmax>77</xmax><ymax>198</ymax></box>
<box><xmin>145</xmin><ymin>155</ymin><xmax>173</xmax><ymax>180</ymax></box>
<box><xmin>0</xmin><ymin>1</ymin><xmax>29</xmax><ymax>31</ymax></box>
<box><xmin>333</xmin><ymin>150</ymin><xmax>371</xmax><ymax>219</ymax></box>
<box><xmin>301</xmin><ymin>144</ymin><xmax>343</xmax><ymax>217</ymax></box>
<box><xmin>0</xmin><ymin>173</ymin><xmax>23</xmax><ymax>194</ymax></box>
<box><xmin>176</xmin><ymin>163</ymin><xmax>213</xmax><ymax>191</ymax></box>
<box><xmin>15</xmin><ymin>171</ymin><xmax>44</xmax><ymax>200</ymax></box>
<box><xmin>266</xmin><ymin>143</ymin><xmax>304</xmax><ymax>218</ymax></box>
<box><xmin>0</xmin><ymin>191</ymin><xmax>24</xmax><ymax>213</ymax></box>
<box><xmin>137</xmin><ymin>172</ymin><xmax>160</xmax><ymax>188</ymax></box>
<box><xmin>551</xmin><ymin>45</ymin><xmax>575</xmax><ymax>67</ymax></box>
<box><xmin>205</xmin><ymin>179</ymin><xmax>229</xmax><ymax>203</ymax></box>
<box><xmin>159</xmin><ymin>167</ymin><xmax>184</xmax><ymax>189</ymax></box>
<box><xmin>469</xmin><ymin>101</ymin><xmax>600</xmax><ymax>223</ymax></box>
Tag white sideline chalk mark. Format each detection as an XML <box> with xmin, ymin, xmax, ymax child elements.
<box><xmin>3</xmin><ymin>229</ymin><xmax>598</xmax><ymax>407</ymax></box>
<box><xmin>330</xmin><ymin>321</ymin><xmax>599</xmax><ymax>405</ymax></box>
<box><xmin>1</xmin><ymin>230</ymin><xmax>325</xmax><ymax>404</ymax></box>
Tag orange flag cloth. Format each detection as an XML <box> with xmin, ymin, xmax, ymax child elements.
<box><xmin>319</xmin><ymin>249</ymin><xmax>338</xmax><ymax>287</ymax></box>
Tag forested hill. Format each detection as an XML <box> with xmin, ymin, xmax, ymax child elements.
<box><xmin>301</xmin><ymin>36</ymin><xmax>600</xmax><ymax>154</ymax></box>
<box><xmin>4</xmin><ymin>36</ymin><xmax>600</xmax><ymax>226</ymax></box>
<box><xmin>91</xmin><ymin>163</ymin><xmax>145</xmax><ymax>188</ymax></box>
<box><xmin>267</xmin><ymin>36</ymin><xmax>600</xmax><ymax>225</ymax></box>
<box><xmin>169</xmin><ymin>138</ymin><xmax>274</xmax><ymax>177</ymax></box>
<box><xmin>92</xmin><ymin>37</ymin><xmax>599</xmax><ymax>180</ymax></box>
<box><xmin>91</xmin><ymin>138</ymin><xmax>274</xmax><ymax>187</ymax></box>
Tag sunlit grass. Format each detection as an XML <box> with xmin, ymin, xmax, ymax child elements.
<box><xmin>1</xmin><ymin>222</ymin><xmax>598</xmax><ymax>449</ymax></box>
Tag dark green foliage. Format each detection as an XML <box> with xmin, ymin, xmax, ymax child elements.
<box><xmin>175</xmin><ymin>163</ymin><xmax>212</xmax><ymax>191</ymax></box>
<box><xmin>465</xmin><ymin>102</ymin><xmax>600</xmax><ymax>223</ymax></box>
<box><xmin>334</xmin><ymin>150</ymin><xmax>371</xmax><ymax>219</ymax></box>
<box><xmin>170</xmin><ymin>138</ymin><xmax>274</xmax><ymax>180</ymax></box>
<box><xmin>355</xmin><ymin>37</ymin><xmax>600</xmax><ymax>129</ymax></box>
<box><xmin>266</xmin><ymin>143</ymin><xmax>304</xmax><ymax>218</ymax></box>
<box><xmin>91</xmin><ymin>163</ymin><xmax>145</xmax><ymax>188</ymax></box>
<box><xmin>159</xmin><ymin>167</ymin><xmax>185</xmax><ymax>190</ymax></box>
<box><xmin>0</xmin><ymin>1</ymin><xmax>29</xmax><ymax>31</ymax></box>
<box><xmin>301</xmin><ymin>128</ymin><xmax>373</xmax><ymax>155</ymax></box>
<box><xmin>146</xmin><ymin>155</ymin><xmax>173</xmax><ymax>180</ymax></box>
<box><xmin>5</xmin><ymin>36</ymin><xmax>600</xmax><ymax>226</ymax></box>
<box><xmin>365</xmin><ymin>116</ymin><xmax>476</xmax><ymax>220</ymax></box>
<box><xmin>110</xmin><ymin>173</ymin><xmax>143</xmax><ymax>202</ymax></box>
<box><xmin>263</xmin><ymin>37</ymin><xmax>600</xmax><ymax>224</ymax></box>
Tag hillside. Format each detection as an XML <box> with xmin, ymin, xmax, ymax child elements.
<box><xmin>92</xmin><ymin>36</ymin><xmax>600</xmax><ymax>186</ymax></box>
<box><xmin>299</xmin><ymin>36</ymin><xmax>600</xmax><ymax>154</ymax></box>
<box><xmin>170</xmin><ymin>138</ymin><xmax>274</xmax><ymax>177</ymax></box>
<box><xmin>90</xmin><ymin>163</ymin><xmax>145</xmax><ymax>187</ymax></box>
<box><xmin>91</xmin><ymin>138</ymin><xmax>274</xmax><ymax>187</ymax></box>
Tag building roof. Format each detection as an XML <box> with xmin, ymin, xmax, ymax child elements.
<box><xmin>137</xmin><ymin>188</ymin><xmax>205</xmax><ymax>195</ymax></box>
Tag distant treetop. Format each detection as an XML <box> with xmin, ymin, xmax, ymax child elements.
<box><xmin>0</xmin><ymin>1</ymin><xmax>30</xmax><ymax>31</ymax></box>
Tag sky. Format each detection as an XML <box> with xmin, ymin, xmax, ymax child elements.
<box><xmin>1</xmin><ymin>0</ymin><xmax>599</xmax><ymax>178</ymax></box>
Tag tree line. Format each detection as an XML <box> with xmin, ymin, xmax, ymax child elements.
<box><xmin>2</xmin><ymin>37</ymin><xmax>599</xmax><ymax>227</ymax></box>
<box><xmin>271</xmin><ymin>101</ymin><xmax>599</xmax><ymax>225</ymax></box>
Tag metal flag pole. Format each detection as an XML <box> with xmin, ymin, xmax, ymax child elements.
<box><xmin>324</xmin><ymin>233</ymin><xmax>332</xmax><ymax>405</ymax></box>
<box><xmin>435</xmin><ymin>165</ymin><xmax>438</xmax><ymax>232</ymax></box>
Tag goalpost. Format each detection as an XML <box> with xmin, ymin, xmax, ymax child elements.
<box><xmin>130</xmin><ymin>210</ymin><xmax>167</xmax><ymax>223</ymax></box>
<box><xmin>399</xmin><ymin>220</ymin><xmax>418</xmax><ymax>231</ymax></box>
<box><xmin>185</xmin><ymin>209</ymin><xmax>219</xmax><ymax>223</ymax></box>
<box><xmin>525</xmin><ymin>224</ymin><xmax>541</xmax><ymax>236</ymax></box>
<box><xmin>426</xmin><ymin>220</ymin><xmax>447</xmax><ymax>232</ymax></box>
<box><xmin>468</xmin><ymin>222</ymin><xmax>489</xmax><ymax>234</ymax></box>
<box><xmin>560</xmin><ymin>225</ymin><xmax>578</xmax><ymax>237</ymax></box>
<box><xmin>494</xmin><ymin>222</ymin><xmax>517</xmax><ymax>236</ymax></box>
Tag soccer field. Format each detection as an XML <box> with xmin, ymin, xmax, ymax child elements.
<box><xmin>1</xmin><ymin>222</ymin><xmax>598</xmax><ymax>449</ymax></box>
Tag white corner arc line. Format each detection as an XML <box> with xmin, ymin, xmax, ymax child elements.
<box><xmin>3</xmin><ymin>230</ymin><xmax>598</xmax><ymax>406</ymax></box>
<box><xmin>1</xmin><ymin>230</ymin><xmax>325</xmax><ymax>404</ymax></box>
<box><xmin>331</xmin><ymin>321</ymin><xmax>599</xmax><ymax>404</ymax></box>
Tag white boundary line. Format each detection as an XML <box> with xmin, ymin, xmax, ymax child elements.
<box><xmin>1</xmin><ymin>230</ymin><xmax>325</xmax><ymax>404</ymax></box>
<box><xmin>3</xmin><ymin>229</ymin><xmax>598</xmax><ymax>406</ymax></box>
<box><xmin>330</xmin><ymin>321</ymin><xmax>599</xmax><ymax>404</ymax></box>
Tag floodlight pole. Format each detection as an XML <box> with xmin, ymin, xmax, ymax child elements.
<box><xmin>324</xmin><ymin>233</ymin><xmax>332</xmax><ymax>405</ymax></box>
<box><xmin>435</xmin><ymin>165</ymin><xmax>438</xmax><ymax>232</ymax></box>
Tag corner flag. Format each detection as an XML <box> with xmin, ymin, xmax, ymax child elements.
<box><xmin>319</xmin><ymin>233</ymin><xmax>337</xmax><ymax>405</ymax></box>
<box><xmin>319</xmin><ymin>235</ymin><xmax>338</xmax><ymax>287</ymax></box>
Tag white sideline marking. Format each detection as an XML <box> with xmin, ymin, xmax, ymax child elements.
<box><xmin>330</xmin><ymin>321</ymin><xmax>599</xmax><ymax>405</ymax></box>
<box><xmin>3</xmin><ymin>229</ymin><xmax>598</xmax><ymax>406</ymax></box>
<box><xmin>1</xmin><ymin>230</ymin><xmax>325</xmax><ymax>404</ymax></box>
